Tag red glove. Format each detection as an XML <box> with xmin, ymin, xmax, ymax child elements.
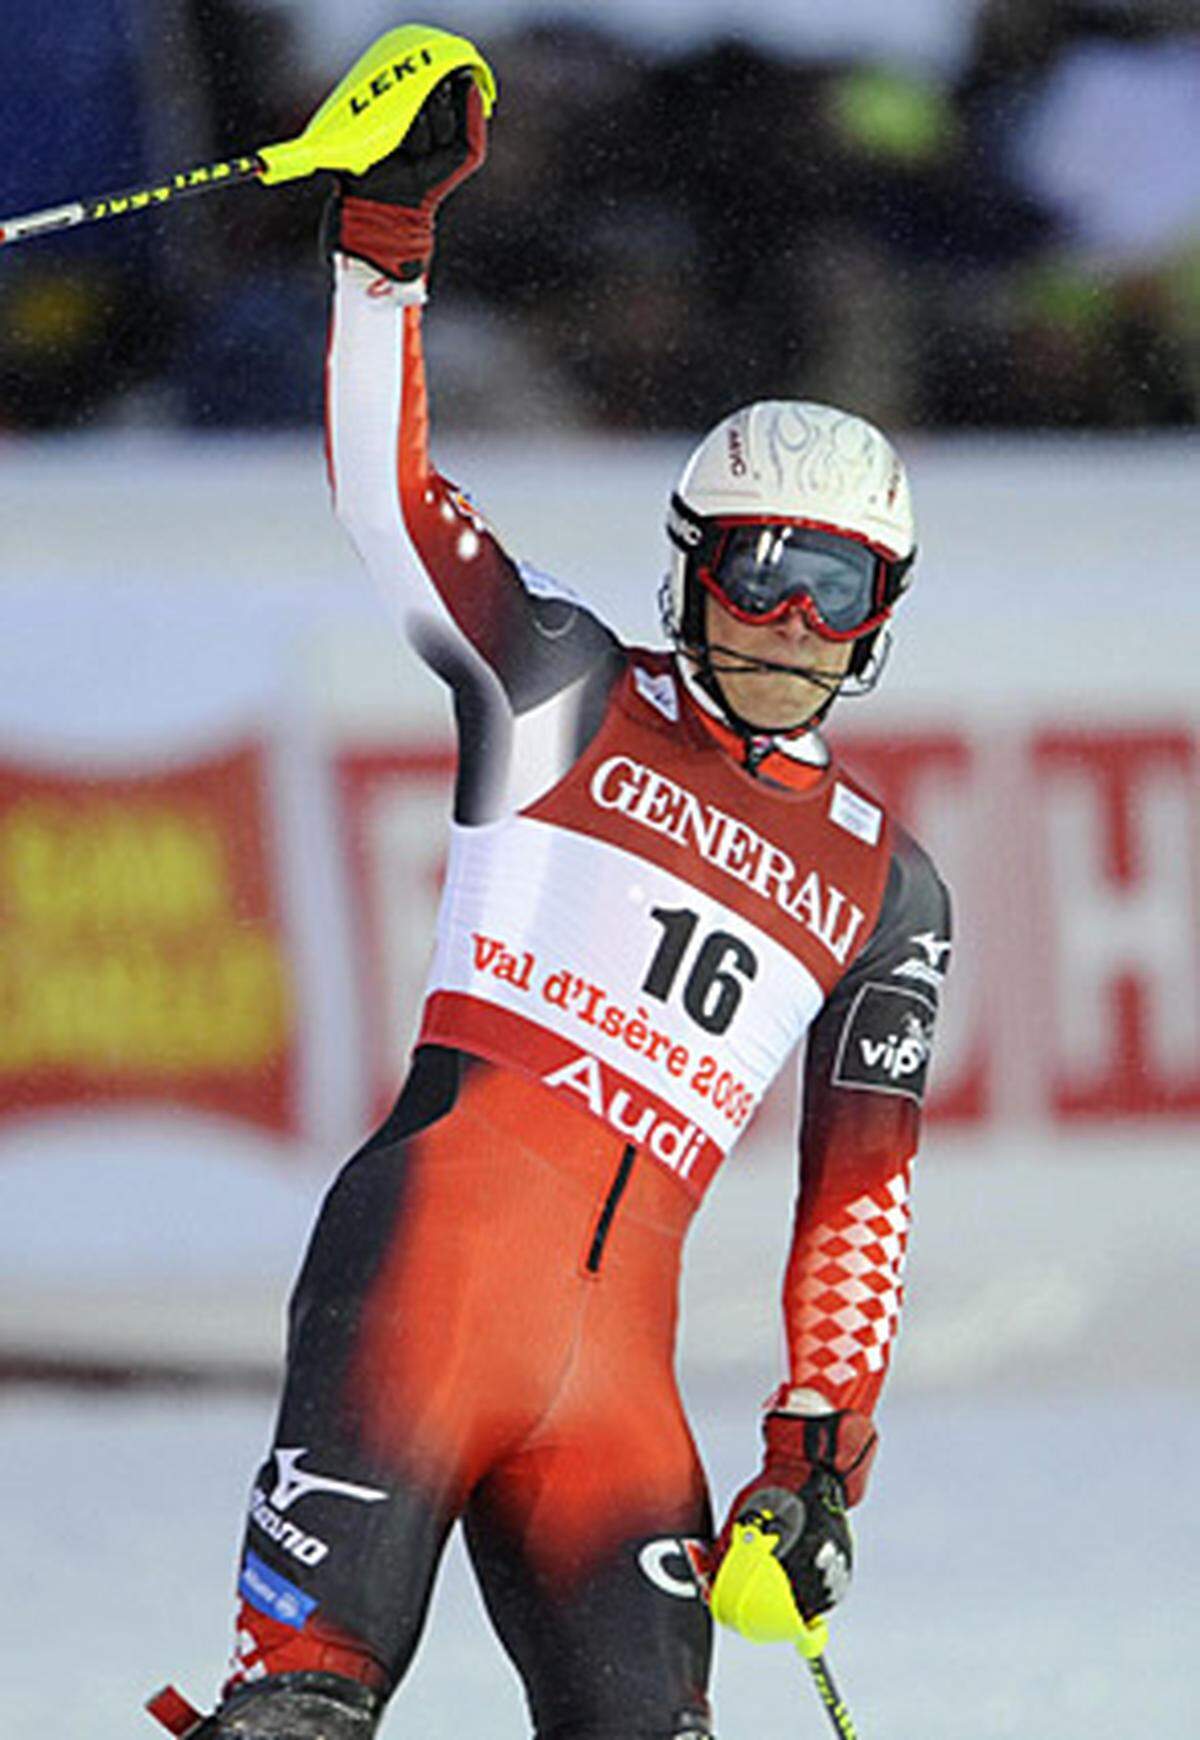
<box><xmin>327</xmin><ymin>70</ymin><xmax>488</xmax><ymax>282</ymax></box>
<box><xmin>712</xmin><ymin>1407</ymin><xmax>878</xmax><ymax>1619</ymax></box>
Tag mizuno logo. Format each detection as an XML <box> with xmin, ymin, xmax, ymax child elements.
<box><xmin>911</xmin><ymin>931</ymin><xmax>951</xmax><ymax>967</ymax></box>
<box><xmin>892</xmin><ymin>930</ymin><xmax>951</xmax><ymax>989</ymax></box>
<box><xmin>268</xmin><ymin>1448</ymin><xmax>388</xmax><ymax>1513</ymax></box>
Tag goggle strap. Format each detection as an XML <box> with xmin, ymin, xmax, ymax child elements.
<box><xmin>667</xmin><ymin>492</ymin><xmax>707</xmax><ymax>557</ymax></box>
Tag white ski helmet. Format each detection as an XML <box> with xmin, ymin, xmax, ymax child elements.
<box><xmin>662</xmin><ymin>400</ymin><xmax>917</xmax><ymax>704</ymax></box>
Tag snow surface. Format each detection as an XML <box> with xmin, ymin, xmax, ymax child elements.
<box><xmin>3</xmin><ymin>1128</ymin><xmax>1198</xmax><ymax>1738</ymax></box>
<box><xmin>3</xmin><ymin>1381</ymin><xmax>1196</xmax><ymax>1738</ymax></box>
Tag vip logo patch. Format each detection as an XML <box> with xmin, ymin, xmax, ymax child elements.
<box><xmin>832</xmin><ymin>983</ymin><xmax>936</xmax><ymax>1101</ymax></box>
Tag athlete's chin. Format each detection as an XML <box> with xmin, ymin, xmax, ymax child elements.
<box><xmin>717</xmin><ymin>679</ymin><xmax>827</xmax><ymax>733</ymax></box>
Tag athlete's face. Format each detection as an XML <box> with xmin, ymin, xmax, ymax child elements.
<box><xmin>703</xmin><ymin>594</ymin><xmax>855</xmax><ymax>731</ymax></box>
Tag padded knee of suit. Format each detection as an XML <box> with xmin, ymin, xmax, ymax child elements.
<box><xmin>217</xmin><ymin>1672</ymin><xmax>382</xmax><ymax>1738</ymax></box>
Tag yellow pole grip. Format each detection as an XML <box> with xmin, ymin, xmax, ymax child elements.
<box><xmin>710</xmin><ymin>1518</ymin><xmax>830</xmax><ymax>1656</ymax></box>
<box><xmin>258</xmin><ymin>24</ymin><xmax>497</xmax><ymax>186</ymax></box>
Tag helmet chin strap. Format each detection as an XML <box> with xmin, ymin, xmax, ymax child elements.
<box><xmin>676</xmin><ymin>641</ymin><xmax>840</xmax><ymax>746</ymax></box>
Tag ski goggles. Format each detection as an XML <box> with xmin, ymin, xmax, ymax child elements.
<box><xmin>689</xmin><ymin>514</ymin><xmax>909</xmax><ymax>642</ymax></box>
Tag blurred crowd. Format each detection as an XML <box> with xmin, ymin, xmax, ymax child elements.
<box><xmin>1</xmin><ymin>0</ymin><xmax>1198</xmax><ymax>434</ymax></box>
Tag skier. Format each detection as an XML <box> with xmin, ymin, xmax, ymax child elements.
<box><xmin>152</xmin><ymin>62</ymin><xmax>950</xmax><ymax>1740</ymax></box>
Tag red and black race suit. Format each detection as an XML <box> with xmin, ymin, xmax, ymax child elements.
<box><xmin>224</xmin><ymin>257</ymin><xmax>951</xmax><ymax>1737</ymax></box>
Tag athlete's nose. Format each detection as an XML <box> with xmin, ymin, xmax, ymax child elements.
<box><xmin>772</xmin><ymin>601</ymin><xmax>816</xmax><ymax>645</ymax></box>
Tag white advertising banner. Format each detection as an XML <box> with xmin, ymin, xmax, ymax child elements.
<box><xmin>1</xmin><ymin>433</ymin><xmax>1197</xmax><ymax>1366</ymax></box>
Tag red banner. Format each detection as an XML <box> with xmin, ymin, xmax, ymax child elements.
<box><xmin>0</xmin><ymin>744</ymin><xmax>298</xmax><ymax>1133</ymax></box>
<box><xmin>335</xmin><ymin>746</ymin><xmax>454</xmax><ymax>1124</ymax></box>
<box><xmin>1030</xmin><ymin>728</ymin><xmax>1200</xmax><ymax>1117</ymax></box>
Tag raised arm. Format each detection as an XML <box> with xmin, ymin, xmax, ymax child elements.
<box><xmin>323</xmin><ymin>73</ymin><xmax>619</xmax><ymax>754</ymax></box>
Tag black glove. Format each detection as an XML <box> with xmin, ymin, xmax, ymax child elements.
<box><xmin>713</xmin><ymin>1408</ymin><xmax>877</xmax><ymax>1619</ymax></box>
<box><xmin>327</xmin><ymin>71</ymin><xmax>487</xmax><ymax>282</ymax></box>
<box><xmin>738</xmin><ymin>1472</ymin><xmax>853</xmax><ymax>1618</ymax></box>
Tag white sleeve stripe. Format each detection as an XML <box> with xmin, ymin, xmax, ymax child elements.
<box><xmin>327</xmin><ymin>256</ymin><xmax>446</xmax><ymax>634</ymax></box>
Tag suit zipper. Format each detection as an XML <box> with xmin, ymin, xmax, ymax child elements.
<box><xmin>586</xmin><ymin>1145</ymin><xmax>637</xmax><ymax>1273</ymax></box>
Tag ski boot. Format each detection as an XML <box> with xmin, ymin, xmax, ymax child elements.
<box><xmin>147</xmin><ymin>1674</ymin><xmax>381</xmax><ymax>1738</ymax></box>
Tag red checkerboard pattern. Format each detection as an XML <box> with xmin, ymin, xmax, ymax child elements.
<box><xmin>789</xmin><ymin>1168</ymin><xmax>911</xmax><ymax>1395</ymax></box>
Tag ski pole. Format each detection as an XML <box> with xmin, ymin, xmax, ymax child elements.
<box><xmin>792</xmin><ymin>1612</ymin><xmax>860</xmax><ymax>1740</ymax></box>
<box><xmin>0</xmin><ymin>22</ymin><xmax>496</xmax><ymax>249</ymax></box>
<box><xmin>0</xmin><ymin>157</ymin><xmax>265</xmax><ymax>247</ymax></box>
<box><xmin>710</xmin><ymin>1515</ymin><xmax>864</xmax><ymax>1739</ymax></box>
